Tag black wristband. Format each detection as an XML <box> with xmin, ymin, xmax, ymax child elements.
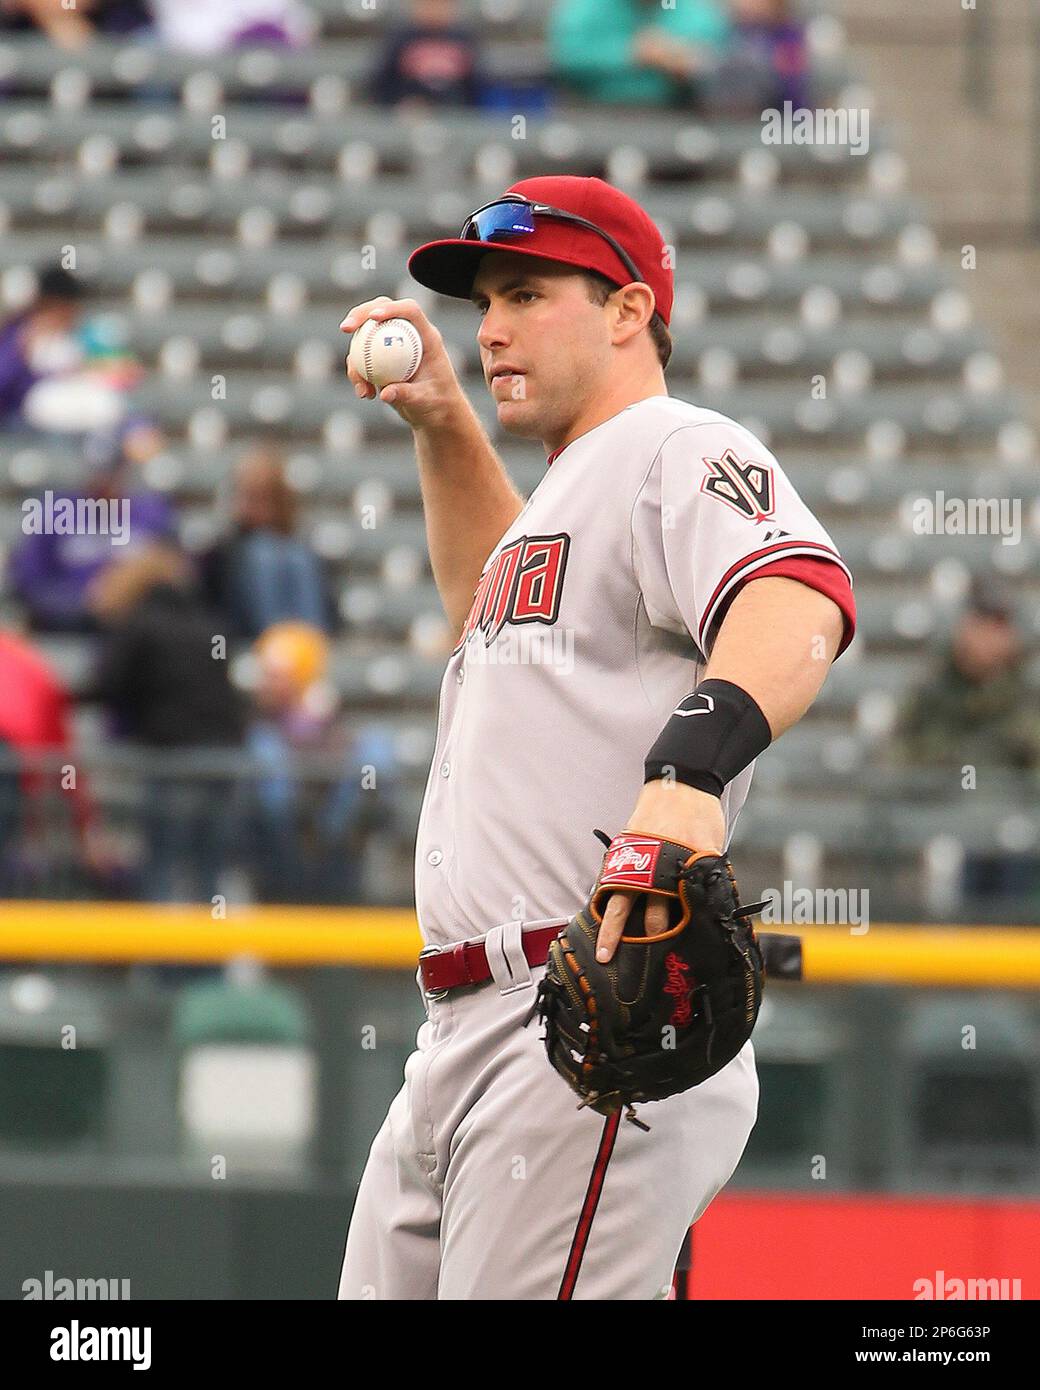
<box><xmin>644</xmin><ymin>679</ymin><xmax>772</xmax><ymax>795</ymax></box>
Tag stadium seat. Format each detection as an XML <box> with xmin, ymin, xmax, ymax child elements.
<box><xmin>889</xmin><ymin>995</ymin><xmax>1040</xmax><ymax>1191</ymax></box>
<box><xmin>173</xmin><ymin>973</ymin><xmax>315</xmax><ymax>1170</ymax></box>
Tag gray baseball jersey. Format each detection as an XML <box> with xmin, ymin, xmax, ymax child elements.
<box><xmin>339</xmin><ymin>393</ymin><xmax>852</xmax><ymax>1300</ymax></box>
<box><xmin>413</xmin><ymin>394</ymin><xmax>851</xmax><ymax>947</ymax></box>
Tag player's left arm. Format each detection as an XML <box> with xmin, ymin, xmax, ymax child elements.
<box><xmin>595</xmin><ymin>574</ymin><xmax>845</xmax><ymax>961</ymax></box>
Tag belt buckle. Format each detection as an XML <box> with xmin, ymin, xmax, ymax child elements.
<box><xmin>418</xmin><ymin>945</ymin><xmax>450</xmax><ymax>1001</ymax></box>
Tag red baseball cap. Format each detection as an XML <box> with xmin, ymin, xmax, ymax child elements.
<box><xmin>407</xmin><ymin>175</ymin><xmax>674</xmax><ymax>326</ymax></box>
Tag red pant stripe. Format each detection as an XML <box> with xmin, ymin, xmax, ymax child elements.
<box><xmin>557</xmin><ymin>1110</ymin><xmax>622</xmax><ymax>1300</ymax></box>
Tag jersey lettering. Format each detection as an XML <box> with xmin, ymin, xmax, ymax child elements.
<box><xmin>456</xmin><ymin>533</ymin><xmax>571</xmax><ymax>650</ymax></box>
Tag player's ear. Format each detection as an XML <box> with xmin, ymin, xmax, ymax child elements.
<box><xmin>612</xmin><ymin>284</ymin><xmax>655</xmax><ymax>342</ymax></box>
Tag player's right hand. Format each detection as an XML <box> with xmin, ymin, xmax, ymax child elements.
<box><xmin>340</xmin><ymin>296</ymin><xmax>465</xmax><ymax>432</ymax></box>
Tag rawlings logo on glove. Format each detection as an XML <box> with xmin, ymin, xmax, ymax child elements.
<box><xmin>663</xmin><ymin>952</ymin><xmax>694</xmax><ymax>1027</ymax></box>
<box><xmin>602</xmin><ymin>838</ymin><xmax>659</xmax><ymax>883</ymax></box>
<box><xmin>527</xmin><ymin>829</ymin><xmax>777</xmax><ymax>1130</ymax></box>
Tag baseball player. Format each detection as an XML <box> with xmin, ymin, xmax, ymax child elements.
<box><xmin>337</xmin><ymin>176</ymin><xmax>855</xmax><ymax>1300</ymax></box>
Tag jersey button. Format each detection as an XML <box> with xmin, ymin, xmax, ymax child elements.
<box><xmin>456</xmin><ymin>668</ymin><xmax>465</xmax><ymax>685</ymax></box>
<box><xmin>426</xmin><ymin>849</ymin><xmax>443</xmax><ymax>867</ymax></box>
<box><xmin>440</xmin><ymin>761</ymin><xmax>450</xmax><ymax>777</ymax></box>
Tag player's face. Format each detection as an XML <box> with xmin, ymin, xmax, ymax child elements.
<box><xmin>471</xmin><ymin>252</ymin><xmax>614</xmax><ymax>444</ymax></box>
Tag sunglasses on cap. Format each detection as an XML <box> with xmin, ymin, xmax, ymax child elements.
<box><xmin>460</xmin><ymin>195</ymin><xmax>644</xmax><ymax>286</ymax></box>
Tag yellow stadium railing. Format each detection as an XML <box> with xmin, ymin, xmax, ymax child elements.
<box><xmin>1</xmin><ymin>903</ymin><xmax>1039</xmax><ymax>987</ymax></box>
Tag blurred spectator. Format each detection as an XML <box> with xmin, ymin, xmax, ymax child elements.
<box><xmin>897</xmin><ymin>578</ymin><xmax>1040</xmax><ymax>771</ymax></box>
<box><xmin>371</xmin><ymin>0</ymin><xmax>483</xmax><ymax>110</ymax></box>
<box><xmin>0</xmin><ymin>629</ymin><xmax>106</xmax><ymax>894</ymax></box>
<box><xmin>145</xmin><ymin>0</ymin><xmax>314</xmax><ymax>54</ymax></box>
<box><xmin>0</xmin><ymin>734</ymin><xmax>17</xmax><ymax>884</ymax></box>
<box><xmin>896</xmin><ymin>576</ymin><xmax>1040</xmax><ymax>903</ymax></box>
<box><xmin>246</xmin><ymin>622</ymin><xmax>398</xmax><ymax>904</ymax></box>
<box><xmin>0</xmin><ymin>0</ymin><xmax>149</xmax><ymax>47</ymax></box>
<box><xmin>0</xmin><ymin>267</ymin><xmax>85</xmax><ymax>428</ymax></box>
<box><xmin>95</xmin><ymin>0</ymin><xmax>151</xmax><ymax>33</ymax></box>
<box><xmin>0</xmin><ymin>0</ymin><xmax>89</xmax><ymax>47</ymax></box>
<box><xmin>199</xmin><ymin>446</ymin><xmax>333</xmax><ymax>642</ymax></box>
<box><xmin>2</xmin><ymin>271</ymin><xmax>143</xmax><ymax>437</ymax></box>
<box><xmin>87</xmin><ymin>543</ymin><xmax>247</xmax><ymax>903</ymax></box>
<box><xmin>9</xmin><ymin>417</ymin><xmax>176</xmax><ymax>633</ymax></box>
<box><xmin>549</xmin><ymin>0</ymin><xmax>730</xmax><ymax>108</ymax></box>
<box><xmin>73</xmin><ymin>314</ymin><xmax>146</xmax><ymax>401</ymax></box>
<box><xmin>708</xmin><ymin>0</ymin><xmax>809</xmax><ymax>113</ymax></box>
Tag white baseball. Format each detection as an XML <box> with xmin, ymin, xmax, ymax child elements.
<box><xmin>347</xmin><ymin>317</ymin><xmax>423</xmax><ymax>390</ymax></box>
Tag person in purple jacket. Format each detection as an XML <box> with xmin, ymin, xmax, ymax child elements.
<box><xmin>727</xmin><ymin>0</ymin><xmax>809</xmax><ymax>111</ymax></box>
<box><xmin>0</xmin><ymin>267</ymin><xmax>85</xmax><ymax>427</ymax></box>
<box><xmin>9</xmin><ymin>416</ymin><xmax>177</xmax><ymax>633</ymax></box>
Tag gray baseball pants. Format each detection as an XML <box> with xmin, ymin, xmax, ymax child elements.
<box><xmin>337</xmin><ymin>919</ymin><xmax>758</xmax><ymax>1300</ymax></box>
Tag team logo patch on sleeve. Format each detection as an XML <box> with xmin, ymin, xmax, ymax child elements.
<box><xmin>700</xmin><ymin>448</ymin><xmax>775</xmax><ymax>523</ymax></box>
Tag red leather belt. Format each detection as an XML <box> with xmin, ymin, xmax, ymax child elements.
<box><xmin>419</xmin><ymin>923</ymin><xmax>564</xmax><ymax>998</ymax></box>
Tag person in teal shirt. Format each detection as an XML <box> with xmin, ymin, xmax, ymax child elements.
<box><xmin>549</xmin><ymin>0</ymin><xmax>732</xmax><ymax>107</ymax></box>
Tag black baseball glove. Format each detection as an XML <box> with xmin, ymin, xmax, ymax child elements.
<box><xmin>528</xmin><ymin>829</ymin><xmax>781</xmax><ymax>1130</ymax></box>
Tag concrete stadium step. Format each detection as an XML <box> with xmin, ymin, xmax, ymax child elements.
<box><xmin>837</xmin><ymin>0</ymin><xmax>1040</xmax><ymax>428</ymax></box>
<box><xmin>0</xmin><ymin>235</ymin><xmax>955</xmax><ymax>316</ymax></box>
